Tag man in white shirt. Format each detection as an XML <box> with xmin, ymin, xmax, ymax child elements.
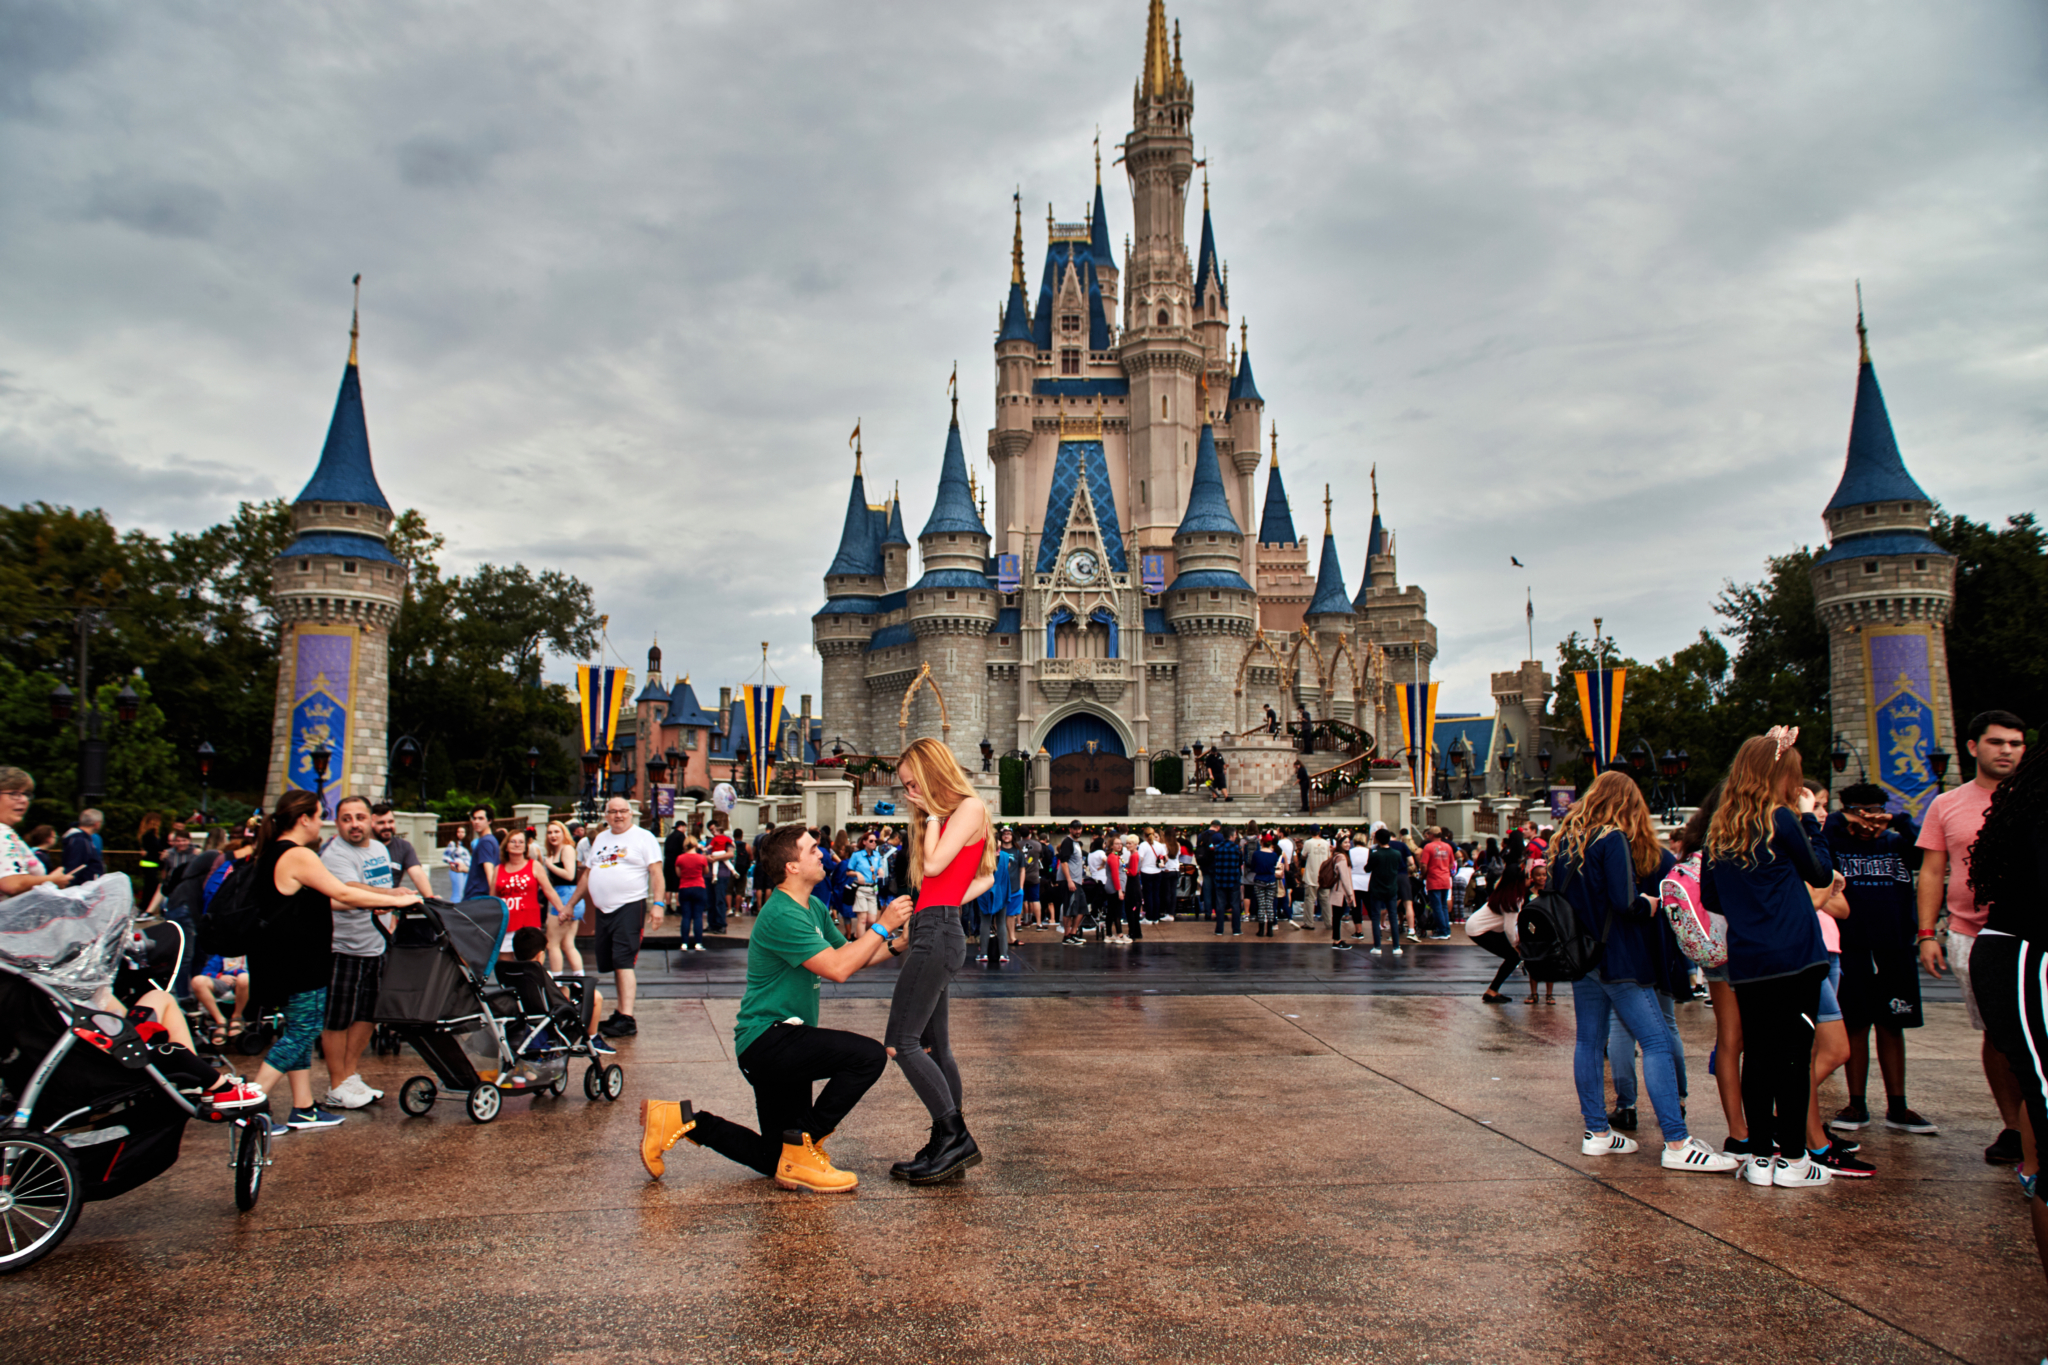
<box><xmin>575</xmin><ymin>797</ymin><xmax>665</xmax><ymax>1039</ymax></box>
<box><xmin>1302</xmin><ymin>829</ymin><xmax>1331</xmax><ymax>925</ymax></box>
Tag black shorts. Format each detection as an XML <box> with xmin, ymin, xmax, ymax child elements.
<box><xmin>1836</xmin><ymin>940</ymin><xmax>1924</xmax><ymax>1031</ymax></box>
<box><xmin>324</xmin><ymin>952</ymin><xmax>384</xmax><ymax>1030</ymax></box>
<box><xmin>594</xmin><ymin>899</ymin><xmax>647</xmax><ymax>972</ymax></box>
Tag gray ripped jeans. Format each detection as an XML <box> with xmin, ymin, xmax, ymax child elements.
<box><xmin>884</xmin><ymin>903</ymin><xmax>968</xmax><ymax>1121</ymax></box>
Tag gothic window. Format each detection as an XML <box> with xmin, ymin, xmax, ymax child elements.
<box><xmin>1061</xmin><ymin>314</ymin><xmax>1080</xmax><ymax>334</ymax></box>
<box><xmin>1139</xmin><ymin>479</ymin><xmax>1147</xmax><ymax>504</ymax></box>
<box><xmin>1061</xmin><ymin>349</ymin><xmax>1081</xmax><ymax>375</ymax></box>
<box><xmin>1162</xmin><ymin>396</ymin><xmax>1169</xmax><ymax>418</ymax></box>
<box><xmin>1157</xmin><ymin>309</ymin><xmax>1169</xmax><ymax>326</ymax></box>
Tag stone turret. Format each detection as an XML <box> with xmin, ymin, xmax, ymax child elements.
<box><xmin>266</xmin><ymin>295</ymin><xmax>407</xmax><ymax>815</ymax></box>
<box><xmin>814</xmin><ymin>444</ymin><xmax>886</xmax><ymax>758</ymax></box>
<box><xmin>1302</xmin><ymin>489</ymin><xmax>1356</xmax><ymax>722</ymax></box>
<box><xmin>907</xmin><ymin>402</ymin><xmax>998</xmax><ymax>766</ymax></box>
<box><xmin>1352</xmin><ymin>466</ymin><xmax>1435</xmax><ymax>758</ymax></box>
<box><xmin>1809</xmin><ymin>303</ymin><xmax>1956</xmax><ymax>815</ymax></box>
<box><xmin>1166</xmin><ymin>421</ymin><xmax>1255</xmax><ymax>743</ymax></box>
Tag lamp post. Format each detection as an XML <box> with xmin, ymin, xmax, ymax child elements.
<box><xmin>196</xmin><ymin>741</ymin><xmax>214</xmax><ymax>821</ymax></box>
<box><xmin>526</xmin><ymin>745</ymin><xmax>540</xmax><ymax>799</ymax></box>
<box><xmin>1929</xmin><ymin>744</ymin><xmax>1950</xmax><ymax>793</ymax></box>
<box><xmin>1497</xmin><ymin>740</ymin><xmax>1516</xmax><ymax>797</ymax></box>
<box><xmin>308</xmin><ymin>741</ymin><xmax>332</xmax><ymax>815</ymax></box>
<box><xmin>46</xmin><ymin>610</ymin><xmax>139</xmax><ymax>807</ymax></box>
<box><xmin>1652</xmin><ymin>748</ymin><xmax>1683</xmax><ymax>822</ymax></box>
<box><xmin>579</xmin><ymin>747</ymin><xmax>603</xmax><ymax>823</ymax></box>
<box><xmin>646</xmin><ymin>752</ymin><xmax>669</xmax><ymax>828</ymax></box>
<box><xmin>1536</xmin><ymin>745</ymin><xmax>1552</xmax><ymax>779</ymax></box>
<box><xmin>1627</xmin><ymin>738</ymin><xmax>1652</xmax><ymax>777</ymax></box>
<box><xmin>609</xmin><ymin>737</ymin><xmax>632</xmax><ymax>800</ymax></box>
<box><xmin>391</xmin><ymin>734</ymin><xmax>422</xmax><ymax>806</ymax></box>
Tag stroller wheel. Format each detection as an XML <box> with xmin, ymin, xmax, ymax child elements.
<box><xmin>601</xmin><ymin>1064</ymin><xmax>625</xmax><ymax>1102</ymax></box>
<box><xmin>398</xmin><ymin>1076</ymin><xmax>438</xmax><ymax>1117</ymax></box>
<box><xmin>583</xmin><ymin>1065</ymin><xmax>605</xmax><ymax>1101</ymax></box>
<box><xmin>0</xmin><ymin>1134</ymin><xmax>82</xmax><ymax>1274</ymax></box>
<box><xmin>546</xmin><ymin>1073</ymin><xmax>568</xmax><ymax>1099</ymax></box>
<box><xmin>233</xmin><ymin>1114</ymin><xmax>272</xmax><ymax>1212</ymax></box>
<box><xmin>466</xmin><ymin>1084</ymin><xmax>502</xmax><ymax>1124</ymax></box>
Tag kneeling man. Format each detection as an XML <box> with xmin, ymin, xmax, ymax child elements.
<box><xmin>641</xmin><ymin>824</ymin><xmax>912</xmax><ymax>1192</ymax></box>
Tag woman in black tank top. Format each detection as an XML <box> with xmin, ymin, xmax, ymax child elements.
<box><xmin>249</xmin><ymin>790</ymin><xmax>422</xmax><ymax>1128</ymax></box>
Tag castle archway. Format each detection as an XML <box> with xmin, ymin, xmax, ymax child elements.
<box><xmin>1033</xmin><ymin>705</ymin><xmax>1134</xmax><ymax>818</ymax></box>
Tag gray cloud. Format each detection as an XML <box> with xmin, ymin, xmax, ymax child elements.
<box><xmin>81</xmin><ymin>175</ymin><xmax>224</xmax><ymax>238</ymax></box>
<box><xmin>0</xmin><ymin>0</ymin><xmax>2042</xmax><ymax>719</ymax></box>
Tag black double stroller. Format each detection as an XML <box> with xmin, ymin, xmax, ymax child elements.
<box><xmin>372</xmin><ymin>897</ymin><xmax>624</xmax><ymax>1124</ymax></box>
<box><xmin>0</xmin><ymin>879</ymin><xmax>271</xmax><ymax>1274</ymax></box>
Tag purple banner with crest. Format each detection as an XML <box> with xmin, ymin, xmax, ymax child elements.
<box><xmin>1865</xmin><ymin>629</ymin><xmax>1939</xmax><ymax>819</ymax></box>
<box><xmin>286</xmin><ymin>628</ymin><xmax>355</xmax><ymax>819</ymax></box>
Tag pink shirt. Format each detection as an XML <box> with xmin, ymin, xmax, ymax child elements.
<box><xmin>1916</xmin><ymin>781</ymin><xmax>1996</xmax><ymax>937</ymax></box>
<box><xmin>1817</xmin><ymin>905</ymin><xmax>1842</xmax><ymax>954</ymax></box>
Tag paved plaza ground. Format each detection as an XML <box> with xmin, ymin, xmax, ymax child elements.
<box><xmin>1</xmin><ymin>938</ymin><xmax>2042</xmax><ymax>1365</ymax></box>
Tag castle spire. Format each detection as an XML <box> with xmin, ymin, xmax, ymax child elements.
<box><xmin>1270</xmin><ymin>421</ymin><xmax>1278</xmax><ymax>469</ymax></box>
<box><xmin>1365</xmin><ymin>464</ymin><xmax>1385</xmax><ymax>559</ymax></box>
<box><xmin>1011</xmin><ymin>191</ymin><xmax>1024</xmax><ymax>285</ymax></box>
<box><xmin>1142</xmin><ymin>0</ymin><xmax>1170</xmax><ymax>101</ymax></box>
<box><xmin>920</xmin><ymin>400</ymin><xmax>985</xmax><ymax>538</ymax></box>
<box><xmin>1306</xmin><ymin>484</ymin><xmax>1355</xmax><ymax>619</ymax></box>
<box><xmin>1257</xmin><ymin>443</ymin><xmax>1297</xmax><ymax>546</ymax></box>
<box><xmin>348</xmin><ymin>272</ymin><xmax>360</xmax><ymax>367</ymax></box>
<box><xmin>294</xmin><ymin>282</ymin><xmax>390</xmax><ymax>510</ymax></box>
<box><xmin>1826</xmin><ymin>292</ymin><xmax>1930</xmax><ymax>513</ymax></box>
<box><xmin>1195</xmin><ymin>175</ymin><xmax>1225</xmax><ymax>309</ymax></box>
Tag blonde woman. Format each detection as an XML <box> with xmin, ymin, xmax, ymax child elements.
<box><xmin>885</xmin><ymin>737</ymin><xmax>997</xmax><ymax>1184</ymax></box>
<box><xmin>540</xmin><ymin>821</ymin><xmax>583</xmax><ymax>974</ymax></box>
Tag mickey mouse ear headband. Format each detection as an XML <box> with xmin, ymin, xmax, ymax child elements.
<box><xmin>1766</xmin><ymin>725</ymin><xmax>1800</xmax><ymax>762</ymax></box>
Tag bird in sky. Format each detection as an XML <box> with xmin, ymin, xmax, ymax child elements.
<box><xmin>1511</xmin><ymin>556</ymin><xmax>1525</xmax><ymax>567</ymax></box>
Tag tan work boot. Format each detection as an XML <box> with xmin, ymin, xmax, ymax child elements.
<box><xmin>774</xmin><ymin>1130</ymin><xmax>857</xmax><ymax>1193</ymax></box>
<box><xmin>640</xmin><ymin>1099</ymin><xmax>696</xmax><ymax>1179</ymax></box>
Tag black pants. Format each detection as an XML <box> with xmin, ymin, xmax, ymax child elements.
<box><xmin>1731</xmin><ymin>964</ymin><xmax>1827</xmax><ymax>1158</ymax></box>
<box><xmin>1971</xmin><ymin>933</ymin><xmax>2048</xmax><ymax>1208</ymax></box>
<box><xmin>690</xmin><ymin>1023</ymin><xmax>888</xmax><ymax>1175</ymax></box>
<box><xmin>1471</xmin><ymin>929</ymin><xmax>1522</xmax><ymax>992</ymax></box>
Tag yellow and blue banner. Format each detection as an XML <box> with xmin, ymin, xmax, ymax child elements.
<box><xmin>1864</xmin><ymin>627</ymin><xmax>1941</xmax><ymax>818</ymax></box>
<box><xmin>1395</xmin><ymin>681</ymin><xmax>1440</xmax><ymax>796</ymax></box>
<box><xmin>577</xmin><ymin>666</ymin><xmax>628</xmax><ymax>769</ymax></box>
<box><xmin>742</xmin><ymin>684</ymin><xmax>786</xmax><ymax>795</ymax></box>
<box><xmin>1573</xmin><ymin>668</ymin><xmax>1628</xmax><ymax>771</ymax></box>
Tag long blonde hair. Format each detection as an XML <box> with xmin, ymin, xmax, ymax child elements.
<box><xmin>1553</xmin><ymin>770</ymin><xmax>1663</xmax><ymax>878</ymax></box>
<box><xmin>1705</xmin><ymin>734</ymin><xmax>1805</xmax><ymax>866</ymax></box>
<box><xmin>898</xmin><ymin>737</ymin><xmax>997</xmax><ymax>886</ymax></box>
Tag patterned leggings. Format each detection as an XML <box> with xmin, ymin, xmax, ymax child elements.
<box><xmin>265</xmin><ymin>988</ymin><xmax>328</xmax><ymax>1073</ymax></box>
<box><xmin>1253</xmin><ymin>882</ymin><xmax>1278</xmax><ymax>924</ymax></box>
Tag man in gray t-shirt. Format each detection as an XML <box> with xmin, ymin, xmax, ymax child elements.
<box><xmin>371</xmin><ymin>803</ymin><xmax>433</xmax><ymax>897</ymax></box>
<box><xmin>319</xmin><ymin>796</ymin><xmax>395</xmax><ymax>1110</ymax></box>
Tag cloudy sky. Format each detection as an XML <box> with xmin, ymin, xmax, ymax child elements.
<box><xmin>3</xmin><ymin>0</ymin><xmax>2043</xmax><ymax>717</ymax></box>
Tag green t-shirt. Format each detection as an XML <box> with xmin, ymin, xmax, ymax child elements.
<box><xmin>733</xmin><ymin>888</ymin><xmax>848</xmax><ymax>1057</ymax></box>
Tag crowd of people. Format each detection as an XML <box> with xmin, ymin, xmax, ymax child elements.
<box><xmin>3</xmin><ymin>706</ymin><xmax>2044</xmax><ymax>1283</ymax></box>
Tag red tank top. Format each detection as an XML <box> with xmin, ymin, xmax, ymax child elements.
<box><xmin>496</xmin><ymin>863</ymin><xmax>544</xmax><ymax>933</ymax></box>
<box><xmin>915</xmin><ymin>813</ymin><xmax>986</xmax><ymax>910</ymax></box>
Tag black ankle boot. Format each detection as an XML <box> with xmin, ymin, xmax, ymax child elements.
<box><xmin>903</xmin><ymin>1110</ymin><xmax>981</xmax><ymax>1185</ymax></box>
<box><xmin>890</xmin><ymin>1126</ymin><xmax>940</xmax><ymax>1181</ymax></box>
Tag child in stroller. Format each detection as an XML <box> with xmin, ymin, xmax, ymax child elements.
<box><xmin>500</xmin><ymin>926</ymin><xmax>613</xmax><ymax>1087</ymax></box>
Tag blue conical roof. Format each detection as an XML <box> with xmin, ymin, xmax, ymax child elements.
<box><xmin>826</xmin><ymin>469</ymin><xmax>883</xmax><ymax>578</ymax></box>
<box><xmin>1230</xmin><ymin>346</ymin><xmax>1263</xmax><ymax>405</ymax></box>
<box><xmin>919</xmin><ymin>413</ymin><xmax>986</xmax><ymax>538</ymax></box>
<box><xmin>1257</xmin><ymin>463</ymin><xmax>1297</xmax><ymax>545</ymax></box>
<box><xmin>1091</xmin><ymin>181</ymin><xmax>1115</xmax><ymax>272</ymax></box>
<box><xmin>1826</xmin><ymin>356</ymin><xmax>1930</xmax><ymax>512</ymax></box>
<box><xmin>881</xmin><ymin>494</ymin><xmax>909</xmax><ymax>547</ymax></box>
<box><xmin>1194</xmin><ymin>205</ymin><xmax>1224</xmax><ymax>310</ymax></box>
<box><xmin>1366</xmin><ymin>512</ymin><xmax>1385</xmax><ymax>559</ymax></box>
<box><xmin>295</xmin><ymin>352</ymin><xmax>390</xmax><ymax>509</ymax></box>
<box><xmin>1000</xmin><ymin>279</ymin><xmax>1032</xmax><ymax>343</ymax></box>
<box><xmin>1307</xmin><ymin>529</ymin><xmax>1355</xmax><ymax>617</ymax></box>
<box><xmin>1175</xmin><ymin>425</ymin><xmax>1241</xmax><ymax>537</ymax></box>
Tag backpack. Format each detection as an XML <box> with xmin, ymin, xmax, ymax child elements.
<box><xmin>1514</xmin><ymin>861</ymin><xmax>1612</xmax><ymax>983</ymax></box>
<box><xmin>1318</xmin><ymin>855</ymin><xmax>1342</xmax><ymax>891</ymax></box>
<box><xmin>1659</xmin><ymin>852</ymin><xmax>1728</xmax><ymax>967</ymax></box>
<box><xmin>164</xmin><ymin>850</ymin><xmax>222</xmax><ymax>921</ymax></box>
<box><xmin>198</xmin><ymin>854</ymin><xmax>271</xmax><ymax>956</ymax></box>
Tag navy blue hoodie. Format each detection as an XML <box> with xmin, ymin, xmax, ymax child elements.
<box><xmin>1701</xmin><ymin>808</ymin><xmax>1833</xmax><ymax>983</ymax></box>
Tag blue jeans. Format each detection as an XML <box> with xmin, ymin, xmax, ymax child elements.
<box><xmin>675</xmin><ymin>886</ymin><xmax>707</xmax><ymax>947</ymax></box>
<box><xmin>1426</xmin><ymin>888</ymin><xmax>1450</xmax><ymax>936</ymax></box>
<box><xmin>1203</xmin><ymin>872</ymin><xmax>1235</xmax><ymax>925</ymax></box>
<box><xmin>1573</xmin><ymin>975</ymin><xmax>1687</xmax><ymax>1143</ymax></box>
<box><xmin>1608</xmin><ymin>989</ymin><xmax>1686</xmax><ymax>1108</ymax></box>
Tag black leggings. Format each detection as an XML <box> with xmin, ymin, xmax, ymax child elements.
<box><xmin>1732</xmin><ymin>964</ymin><xmax>1827</xmax><ymax>1157</ymax></box>
<box><xmin>690</xmin><ymin>1023</ymin><xmax>888</xmax><ymax>1174</ymax></box>
<box><xmin>1472</xmin><ymin>929</ymin><xmax>1522</xmax><ymax>992</ymax></box>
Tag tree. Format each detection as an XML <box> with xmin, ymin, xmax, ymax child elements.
<box><xmin>1933</xmin><ymin>511</ymin><xmax>2048</xmax><ymax>740</ymax></box>
<box><xmin>1712</xmin><ymin>548</ymin><xmax>1831</xmax><ymax>771</ymax></box>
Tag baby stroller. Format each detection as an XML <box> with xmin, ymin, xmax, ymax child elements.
<box><xmin>0</xmin><ymin>879</ymin><xmax>272</xmax><ymax>1274</ymax></box>
<box><xmin>373</xmin><ymin>898</ymin><xmax>624</xmax><ymax>1124</ymax></box>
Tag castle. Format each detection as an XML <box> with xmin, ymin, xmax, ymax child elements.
<box><xmin>265</xmin><ymin>299</ymin><xmax>407</xmax><ymax>816</ymax></box>
<box><xmin>1810</xmin><ymin>305</ymin><xmax>1957</xmax><ymax>817</ymax></box>
<box><xmin>812</xmin><ymin>1</ymin><xmax>1436</xmax><ymax>808</ymax></box>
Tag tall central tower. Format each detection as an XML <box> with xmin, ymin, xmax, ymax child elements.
<box><xmin>1119</xmin><ymin>0</ymin><xmax>1204</xmax><ymax>567</ymax></box>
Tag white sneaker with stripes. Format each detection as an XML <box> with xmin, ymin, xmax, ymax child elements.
<box><xmin>1660</xmin><ymin>1136</ymin><xmax>1741</xmax><ymax>1173</ymax></box>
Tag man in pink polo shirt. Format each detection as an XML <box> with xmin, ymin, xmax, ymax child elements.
<box><xmin>1916</xmin><ymin>709</ymin><xmax>2029</xmax><ymax>1165</ymax></box>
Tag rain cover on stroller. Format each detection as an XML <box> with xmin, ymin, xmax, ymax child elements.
<box><xmin>0</xmin><ymin>876</ymin><xmax>136</xmax><ymax>1003</ymax></box>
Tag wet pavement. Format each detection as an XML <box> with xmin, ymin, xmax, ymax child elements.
<box><xmin>1</xmin><ymin>968</ymin><xmax>2034</xmax><ymax>1365</ymax></box>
